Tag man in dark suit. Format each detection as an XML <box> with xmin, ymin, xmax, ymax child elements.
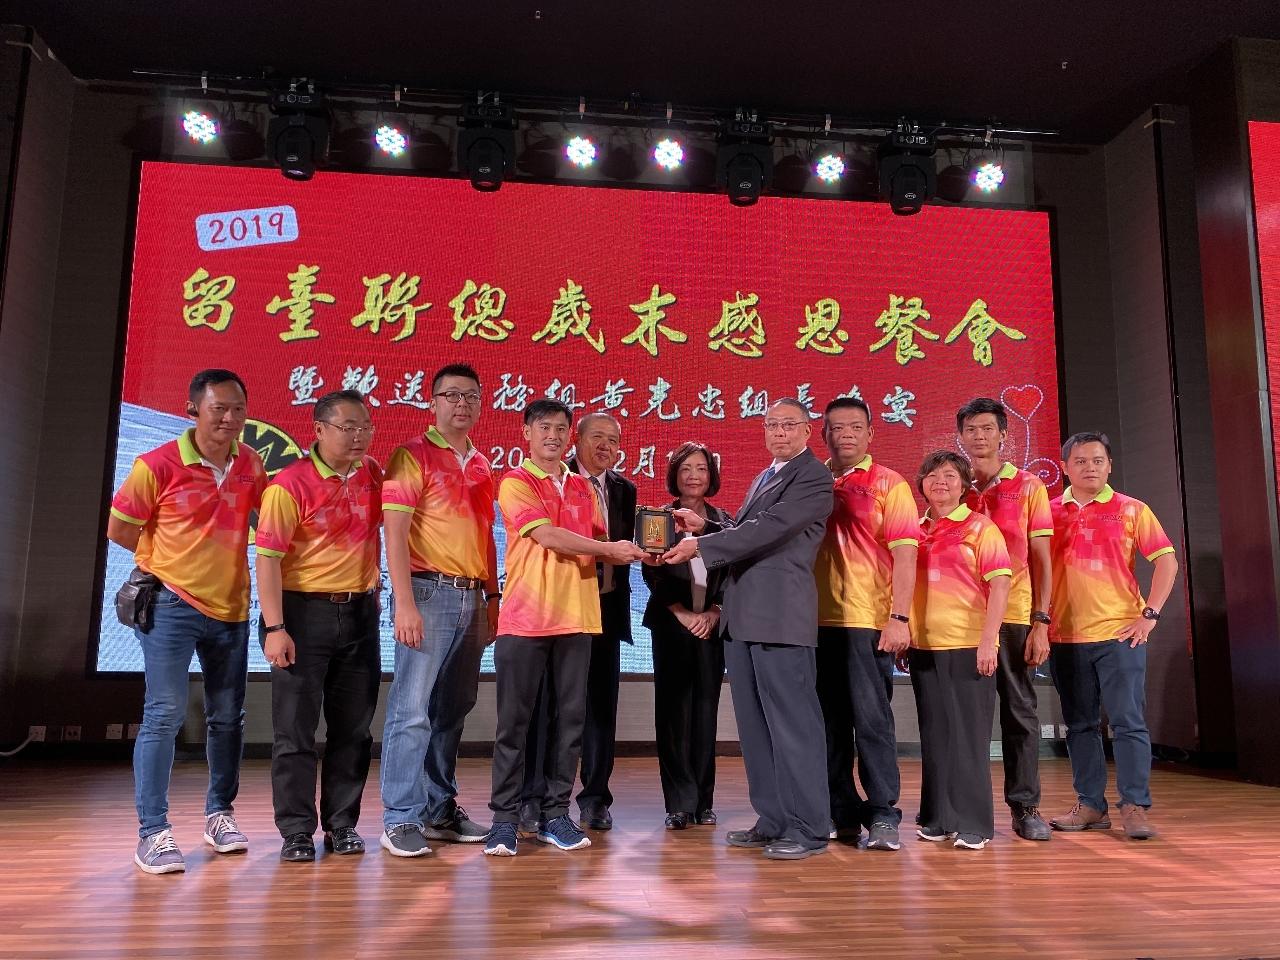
<box><xmin>520</xmin><ymin>412</ymin><xmax>636</xmax><ymax>832</ymax></box>
<box><xmin>663</xmin><ymin>398</ymin><xmax>834</xmax><ymax>860</ymax></box>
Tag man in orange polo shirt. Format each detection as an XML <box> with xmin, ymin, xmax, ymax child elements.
<box><xmin>483</xmin><ymin>398</ymin><xmax>646</xmax><ymax>857</ymax></box>
<box><xmin>1047</xmin><ymin>432</ymin><xmax>1179</xmax><ymax>840</ymax></box>
<box><xmin>956</xmin><ymin>397</ymin><xmax>1055</xmax><ymax>842</ymax></box>
<box><xmin>106</xmin><ymin>369</ymin><xmax>266</xmax><ymax>875</ymax></box>
<box><xmin>814</xmin><ymin>396</ymin><xmax>918</xmax><ymax>852</ymax></box>
<box><xmin>379</xmin><ymin>363</ymin><xmax>498</xmax><ymax>857</ymax></box>
<box><xmin>255</xmin><ymin>389</ymin><xmax>382</xmax><ymax>863</ymax></box>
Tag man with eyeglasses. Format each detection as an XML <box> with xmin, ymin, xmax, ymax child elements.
<box><xmin>663</xmin><ymin>398</ymin><xmax>834</xmax><ymax>860</ymax></box>
<box><xmin>255</xmin><ymin>390</ymin><xmax>382</xmax><ymax>862</ymax></box>
<box><xmin>379</xmin><ymin>363</ymin><xmax>499</xmax><ymax>856</ymax></box>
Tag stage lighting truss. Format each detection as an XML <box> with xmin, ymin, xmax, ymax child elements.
<box><xmin>815</xmin><ymin>153</ymin><xmax>845</xmax><ymax>182</ymax></box>
<box><xmin>654</xmin><ymin>137</ymin><xmax>684</xmax><ymax>170</ymax></box>
<box><xmin>566</xmin><ymin>135</ymin><xmax>597</xmax><ymax>167</ymax></box>
<box><xmin>182</xmin><ymin>110</ymin><xmax>218</xmax><ymax>144</ymax></box>
<box><xmin>375</xmin><ymin>124</ymin><xmax>408</xmax><ymax>157</ymax></box>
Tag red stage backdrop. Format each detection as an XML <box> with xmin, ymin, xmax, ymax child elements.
<box><xmin>122</xmin><ymin>161</ymin><xmax>1061</xmax><ymax>504</ymax></box>
<box><xmin>1252</xmin><ymin>121</ymin><xmax>1280</xmax><ymax>510</ymax></box>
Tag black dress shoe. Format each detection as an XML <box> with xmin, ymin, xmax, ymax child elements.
<box><xmin>665</xmin><ymin>812</ymin><xmax>690</xmax><ymax>830</ymax></box>
<box><xmin>694</xmin><ymin>809</ymin><xmax>717</xmax><ymax>826</ymax></box>
<box><xmin>280</xmin><ymin>832</ymin><xmax>316</xmax><ymax>862</ymax></box>
<box><xmin>762</xmin><ymin>839</ymin><xmax>828</xmax><ymax>860</ymax></box>
<box><xmin>517</xmin><ymin>801</ymin><xmax>544</xmax><ymax>837</ymax></box>
<box><xmin>323</xmin><ymin>827</ymin><xmax>365</xmax><ymax>855</ymax></box>
<box><xmin>582</xmin><ymin>808</ymin><xmax>613</xmax><ymax>831</ymax></box>
<box><xmin>725</xmin><ymin>828</ymin><xmax>775</xmax><ymax>848</ymax></box>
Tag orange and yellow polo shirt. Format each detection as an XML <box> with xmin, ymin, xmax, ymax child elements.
<box><xmin>1049</xmin><ymin>484</ymin><xmax>1175</xmax><ymax>643</ymax></box>
<box><xmin>965</xmin><ymin>461</ymin><xmax>1053</xmax><ymax>626</ymax></box>
<box><xmin>380</xmin><ymin>426</ymin><xmax>495</xmax><ymax>580</ymax></box>
<box><xmin>496</xmin><ymin>461</ymin><xmax>605</xmax><ymax>637</ymax></box>
<box><xmin>911</xmin><ymin>504</ymin><xmax>1012</xmax><ymax>651</ymax></box>
<box><xmin>109</xmin><ymin>429</ymin><xmax>266</xmax><ymax>622</ymax></box>
<box><xmin>255</xmin><ymin>447</ymin><xmax>383</xmax><ymax>593</ymax></box>
<box><xmin>816</xmin><ymin>455</ymin><xmax>920</xmax><ymax>629</ymax></box>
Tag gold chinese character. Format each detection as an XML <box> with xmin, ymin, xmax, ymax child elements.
<box><xmin>944</xmin><ymin>298</ymin><xmax>1027</xmax><ymax>366</ymax></box>
<box><xmin>268</xmin><ymin>264</ymin><xmax>335</xmax><ymax>342</ymax></box>
<box><xmin>795</xmin><ymin>298</ymin><xmax>848</xmax><ymax>354</ymax></box>
<box><xmin>869</xmin><ymin>294</ymin><xmax>938</xmax><ymax>365</ymax></box>
<box><xmin>709</xmin><ymin>291</ymin><xmax>765</xmax><ymax>358</ymax></box>
<box><xmin>448</xmin><ymin>279</ymin><xmax>512</xmax><ymax>341</ymax></box>
<box><xmin>182</xmin><ymin>268</ymin><xmax>236</xmax><ymax>332</ymax></box>
<box><xmin>350</xmin><ymin>272</ymin><xmax>430</xmax><ymax>343</ymax></box>
<box><xmin>532</xmin><ymin>278</ymin><xmax>603</xmax><ymax>353</ymax></box>
<box><xmin>623</xmin><ymin>285</ymin><xmax>686</xmax><ymax>357</ymax></box>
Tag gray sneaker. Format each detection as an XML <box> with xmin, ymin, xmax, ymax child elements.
<box><xmin>380</xmin><ymin>823</ymin><xmax>432</xmax><ymax>858</ymax></box>
<box><xmin>421</xmin><ymin>805</ymin><xmax>489</xmax><ymax>843</ymax></box>
<box><xmin>203</xmin><ymin>811</ymin><xmax>249</xmax><ymax>853</ymax></box>
<box><xmin>135</xmin><ymin>829</ymin><xmax>186</xmax><ymax>874</ymax></box>
<box><xmin>865</xmin><ymin>821</ymin><xmax>901</xmax><ymax>851</ymax></box>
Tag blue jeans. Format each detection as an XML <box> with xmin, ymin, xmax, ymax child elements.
<box><xmin>1050</xmin><ymin>640</ymin><xmax>1152</xmax><ymax>811</ymax></box>
<box><xmin>133</xmin><ymin>588</ymin><xmax>248</xmax><ymax>839</ymax></box>
<box><xmin>380</xmin><ymin>579</ymin><xmax>486</xmax><ymax>829</ymax></box>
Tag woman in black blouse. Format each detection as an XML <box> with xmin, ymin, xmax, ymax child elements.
<box><xmin>643</xmin><ymin>441</ymin><xmax>728</xmax><ymax>830</ymax></box>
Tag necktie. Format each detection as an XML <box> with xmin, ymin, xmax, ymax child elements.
<box><xmin>760</xmin><ymin>464</ymin><xmax>777</xmax><ymax>487</ymax></box>
<box><xmin>591</xmin><ymin>475</ymin><xmax>614</xmax><ymax>593</ymax></box>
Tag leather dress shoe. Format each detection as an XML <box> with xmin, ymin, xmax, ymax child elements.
<box><xmin>280</xmin><ymin>832</ymin><xmax>316</xmax><ymax>862</ymax></box>
<box><xmin>725</xmin><ymin>828</ymin><xmax>775</xmax><ymax>848</ymax></box>
<box><xmin>582</xmin><ymin>808</ymin><xmax>613</xmax><ymax>831</ymax></box>
<box><xmin>517</xmin><ymin>801</ymin><xmax>544</xmax><ymax>837</ymax></box>
<box><xmin>323</xmin><ymin>827</ymin><xmax>365</xmax><ymax>855</ymax></box>
<box><xmin>665</xmin><ymin>812</ymin><xmax>690</xmax><ymax>830</ymax></box>
<box><xmin>762</xmin><ymin>838</ymin><xmax>828</xmax><ymax>860</ymax></box>
<box><xmin>694</xmin><ymin>809</ymin><xmax>717</xmax><ymax>826</ymax></box>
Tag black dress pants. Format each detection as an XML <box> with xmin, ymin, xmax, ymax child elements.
<box><xmin>995</xmin><ymin>622</ymin><xmax>1041</xmax><ymax>810</ymax></box>
<box><xmin>652</xmin><ymin>623</ymin><xmax>724</xmax><ymax>814</ymax></box>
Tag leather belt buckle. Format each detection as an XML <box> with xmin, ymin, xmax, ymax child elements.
<box><xmin>329</xmin><ymin>592</ymin><xmax>354</xmax><ymax>604</ymax></box>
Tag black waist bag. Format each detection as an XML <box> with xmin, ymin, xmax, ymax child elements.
<box><xmin>115</xmin><ymin>567</ymin><xmax>161</xmax><ymax>632</ymax></box>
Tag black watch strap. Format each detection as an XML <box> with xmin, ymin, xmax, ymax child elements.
<box><xmin>889</xmin><ymin>613</ymin><xmax>910</xmax><ymax>624</ymax></box>
<box><xmin>1142</xmin><ymin>607</ymin><xmax>1161</xmax><ymax>621</ymax></box>
<box><xmin>1031</xmin><ymin>611</ymin><xmax>1051</xmax><ymax>625</ymax></box>
<box><xmin>264</xmin><ymin>623</ymin><xmax>286</xmax><ymax>634</ymax></box>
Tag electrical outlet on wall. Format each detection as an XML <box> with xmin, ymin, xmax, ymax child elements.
<box><xmin>105</xmin><ymin>724</ymin><xmax>124</xmax><ymax>740</ymax></box>
<box><xmin>1040</xmin><ymin>724</ymin><xmax>1056</xmax><ymax>739</ymax></box>
<box><xmin>63</xmin><ymin>725</ymin><xmax>81</xmax><ymax>742</ymax></box>
<box><xmin>28</xmin><ymin>725</ymin><xmax>46</xmax><ymax>742</ymax></box>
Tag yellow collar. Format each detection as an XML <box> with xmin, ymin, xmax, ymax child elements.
<box><xmin>425</xmin><ymin>425</ymin><xmax>473</xmax><ymax>453</ymax></box>
<box><xmin>1062</xmin><ymin>483</ymin><xmax>1114</xmax><ymax>506</ymax></box>
<box><xmin>921</xmin><ymin>503</ymin><xmax>972</xmax><ymax>525</ymax></box>
<box><xmin>310</xmin><ymin>444</ymin><xmax>361</xmax><ymax>480</ymax></box>
<box><xmin>827</xmin><ymin>453</ymin><xmax>872</xmax><ymax>477</ymax></box>
<box><xmin>522</xmin><ymin>460</ymin><xmax>567</xmax><ymax>481</ymax></box>
<box><xmin>178</xmin><ymin>428</ymin><xmax>238</xmax><ymax>467</ymax></box>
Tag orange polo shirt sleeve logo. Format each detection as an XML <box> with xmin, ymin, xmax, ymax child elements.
<box><xmin>496</xmin><ymin>464</ymin><xmax>602</xmax><ymax>637</ymax></box>
<box><xmin>1049</xmin><ymin>485</ymin><xmax>1175</xmax><ymax>643</ymax></box>
<box><xmin>256</xmin><ymin>447</ymin><xmax>383</xmax><ymax>593</ymax></box>
<box><xmin>912</xmin><ymin>505</ymin><xmax>1012</xmax><ymax>650</ymax></box>
<box><xmin>109</xmin><ymin>429</ymin><xmax>265</xmax><ymax>622</ymax></box>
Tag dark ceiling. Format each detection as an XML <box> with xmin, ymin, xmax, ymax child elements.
<box><xmin>6</xmin><ymin>0</ymin><xmax>1280</xmax><ymax>143</ymax></box>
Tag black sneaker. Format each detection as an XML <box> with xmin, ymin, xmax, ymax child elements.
<box><xmin>517</xmin><ymin>800</ymin><xmax>544</xmax><ymax>837</ymax></box>
<box><xmin>380</xmin><ymin>823</ymin><xmax>431</xmax><ymax>858</ymax></box>
<box><xmin>538</xmin><ymin>815</ymin><xmax>592</xmax><ymax>851</ymax></box>
<box><xmin>422</xmin><ymin>805</ymin><xmax>489</xmax><ymax>843</ymax></box>
<box><xmin>1012</xmin><ymin>806</ymin><xmax>1052</xmax><ymax>841</ymax></box>
<box><xmin>865</xmin><ymin>821</ymin><xmax>901</xmax><ymax>851</ymax></box>
<box><xmin>484</xmin><ymin>821</ymin><xmax>519</xmax><ymax>857</ymax></box>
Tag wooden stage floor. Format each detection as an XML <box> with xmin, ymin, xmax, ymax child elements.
<box><xmin>2</xmin><ymin>757</ymin><xmax>1279</xmax><ymax>960</ymax></box>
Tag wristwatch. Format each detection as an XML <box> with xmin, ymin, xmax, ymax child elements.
<box><xmin>263</xmin><ymin>623</ymin><xmax>286</xmax><ymax>634</ymax></box>
<box><xmin>1141</xmin><ymin>607</ymin><xmax>1161</xmax><ymax>621</ymax></box>
<box><xmin>889</xmin><ymin>613</ymin><xmax>910</xmax><ymax>624</ymax></box>
<box><xmin>1031</xmin><ymin>610</ymin><xmax>1051</xmax><ymax>626</ymax></box>
<box><xmin>485</xmin><ymin>592</ymin><xmax>502</xmax><ymax>603</ymax></box>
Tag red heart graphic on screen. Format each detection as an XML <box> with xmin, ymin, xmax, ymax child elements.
<box><xmin>1001</xmin><ymin>384</ymin><xmax>1043</xmax><ymax>422</ymax></box>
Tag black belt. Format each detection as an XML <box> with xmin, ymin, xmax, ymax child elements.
<box><xmin>286</xmin><ymin>589</ymin><xmax>375</xmax><ymax>604</ymax></box>
<box><xmin>412</xmin><ymin>570</ymin><xmax>484</xmax><ymax>591</ymax></box>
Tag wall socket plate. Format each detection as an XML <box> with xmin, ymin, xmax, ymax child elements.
<box><xmin>105</xmin><ymin>723</ymin><xmax>124</xmax><ymax>740</ymax></box>
<box><xmin>28</xmin><ymin>725</ymin><xmax>46</xmax><ymax>742</ymax></box>
<box><xmin>62</xmin><ymin>725</ymin><xmax>81</xmax><ymax>742</ymax></box>
<box><xmin>1040</xmin><ymin>724</ymin><xmax>1056</xmax><ymax>739</ymax></box>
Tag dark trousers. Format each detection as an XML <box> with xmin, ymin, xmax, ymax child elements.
<box><xmin>723</xmin><ymin>634</ymin><xmax>830</xmax><ymax>848</ymax></box>
<box><xmin>996</xmin><ymin>622</ymin><xmax>1042</xmax><ymax>809</ymax></box>
<box><xmin>816</xmin><ymin>626</ymin><xmax>902</xmax><ymax>829</ymax></box>
<box><xmin>1050</xmin><ymin>639</ymin><xmax>1152</xmax><ymax>811</ymax></box>
<box><xmin>652</xmin><ymin>624</ymin><xmax>724</xmax><ymax>814</ymax></box>
<box><xmin>522</xmin><ymin>590</ymin><xmax>626</xmax><ymax>815</ymax></box>
<box><xmin>267</xmin><ymin>591</ymin><xmax>380</xmax><ymax>837</ymax></box>
<box><xmin>491</xmin><ymin>633</ymin><xmax>590</xmax><ymax>823</ymax></box>
<box><xmin>910</xmin><ymin>647</ymin><xmax>998</xmax><ymax>839</ymax></box>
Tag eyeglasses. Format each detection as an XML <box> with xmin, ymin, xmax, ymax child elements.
<box><xmin>320</xmin><ymin>422</ymin><xmax>375</xmax><ymax>438</ymax></box>
<box><xmin>435</xmin><ymin>390</ymin><xmax>483</xmax><ymax>406</ymax></box>
<box><xmin>763</xmin><ymin>419</ymin><xmax>806</xmax><ymax>432</ymax></box>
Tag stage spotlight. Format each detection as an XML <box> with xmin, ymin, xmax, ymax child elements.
<box><xmin>182</xmin><ymin>111</ymin><xmax>218</xmax><ymax>145</ymax></box>
<box><xmin>771</xmin><ymin>153</ymin><xmax>811</xmax><ymax>194</ymax></box>
<box><xmin>973</xmin><ymin>161</ymin><xmax>1005</xmax><ymax>191</ymax></box>
<box><xmin>267</xmin><ymin>85</ymin><xmax>329</xmax><ymax>181</ymax></box>
<box><xmin>654</xmin><ymin>137</ymin><xmax>684</xmax><ymax>170</ymax></box>
<box><xmin>716</xmin><ymin>114</ymin><xmax>774</xmax><ymax>206</ymax></box>
<box><xmin>221</xmin><ymin>114</ymin><xmax>265</xmax><ymax>162</ymax></box>
<box><xmin>936</xmin><ymin>163</ymin><xmax>971</xmax><ymax>203</ymax></box>
<box><xmin>459</xmin><ymin>102</ymin><xmax>517</xmax><ymax>191</ymax></box>
<box><xmin>566</xmin><ymin>136</ymin><xmax>597</xmax><ymax>168</ymax></box>
<box><xmin>375</xmin><ymin>124</ymin><xmax>407</xmax><ymax>157</ymax></box>
<box><xmin>816</xmin><ymin>153</ymin><xmax>845</xmax><ymax>183</ymax></box>
<box><xmin>877</xmin><ymin>123</ymin><xmax>936</xmax><ymax>216</ymax></box>
<box><xmin>600</xmin><ymin>135</ymin><xmax>641</xmax><ymax>181</ymax></box>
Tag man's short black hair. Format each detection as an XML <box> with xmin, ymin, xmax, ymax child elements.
<box><xmin>666</xmin><ymin>441</ymin><xmax>722</xmax><ymax>499</ymax></box>
<box><xmin>955</xmin><ymin>397</ymin><xmax>1008</xmax><ymax>434</ymax></box>
<box><xmin>523</xmin><ymin>397</ymin><xmax>572</xmax><ymax>426</ymax></box>
<box><xmin>313</xmin><ymin>389</ymin><xmax>366</xmax><ymax>423</ymax></box>
<box><xmin>823</xmin><ymin>396</ymin><xmax>872</xmax><ymax>429</ymax></box>
<box><xmin>188</xmin><ymin>369</ymin><xmax>247</xmax><ymax>405</ymax></box>
<box><xmin>1062</xmin><ymin>431</ymin><xmax>1113</xmax><ymax>461</ymax></box>
<box><xmin>916</xmin><ymin>449</ymin><xmax>975</xmax><ymax>497</ymax></box>
<box><xmin>431</xmin><ymin>363</ymin><xmax>482</xmax><ymax>394</ymax></box>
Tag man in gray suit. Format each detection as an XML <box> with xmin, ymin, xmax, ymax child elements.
<box><xmin>661</xmin><ymin>398</ymin><xmax>834</xmax><ymax>859</ymax></box>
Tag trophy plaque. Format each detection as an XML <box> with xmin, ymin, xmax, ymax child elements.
<box><xmin>634</xmin><ymin>506</ymin><xmax>678</xmax><ymax>554</ymax></box>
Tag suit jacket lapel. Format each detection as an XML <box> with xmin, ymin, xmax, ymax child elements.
<box><xmin>740</xmin><ymin>450</ymin><xmax>809</xmax><ymax>518</ymax></box>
